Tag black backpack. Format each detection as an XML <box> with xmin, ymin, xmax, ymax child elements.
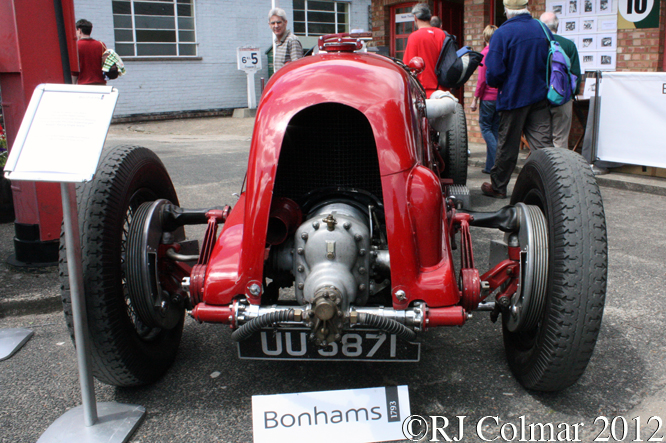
<box><xmin>435</xmin><ymin>32</ymin><xmax>483</xmax><ymax>89</ymax></box>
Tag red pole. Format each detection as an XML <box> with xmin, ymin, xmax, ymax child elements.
<box><xmin>0</xmin><ymin>0</ymin><xmax>78</xmax><ymax>266</ymax></box>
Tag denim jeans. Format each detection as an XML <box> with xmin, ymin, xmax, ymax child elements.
<box><xmin>479</xmin><ymin>100</ymin><xmax>500</xmax><ymax>172</ymax></box>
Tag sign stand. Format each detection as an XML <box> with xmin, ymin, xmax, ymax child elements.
<box><xmin>0</xmin><ymin>328</ymin><xmax>34</xmax><ymax>361</ymax></box>
<box><xmin>237</xmin><ymin>46</ymin><xmax>262</xmax><ymax>110</ymax></box>
<box><xmin>4</xmin><ymin>84</ymin><xmax>145</xmax><ymax>443</ymax></box>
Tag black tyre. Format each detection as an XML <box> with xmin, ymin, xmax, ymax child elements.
<box><xmin>59</xmin><ymin>145</ymin><xmax>184</xmax><ymax>387</ymax></box>
<box><xmin>504</xmin><ymin>148</ymin><xmax>607</xmax><ymax>391</ymax></box>
<box><xmin>440</xmin><ymin>103</ymin><xmax>468</xmax><ymax>185</ymax></box>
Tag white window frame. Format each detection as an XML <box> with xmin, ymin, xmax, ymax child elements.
<box><xmin>293</xmin><ymin>0</ymin><xmax>351</xmax><ymax>37</ymax></box>
<box><xmin>112</xmin><ymin>0</ymin><xmax>198</xmax><ymax>58</ymax></box>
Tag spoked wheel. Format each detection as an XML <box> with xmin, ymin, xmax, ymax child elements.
<box><xmin>503</xmin><ymin>148</ymin><xmax>607</xmax><ymax>391</ymax></box>
<box><xmin>59</xmin><ymin>145</ymin><xmax>184</xmax><ymax>387</ymax></box>
<box><xmin>439</xmin><ymin>103</ymin><xmax>468</xmax><ymax>185</ymax></box>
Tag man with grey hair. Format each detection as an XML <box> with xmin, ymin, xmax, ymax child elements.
<box><xmin>403</xmin><ymin>3</ymin><xmax>446</xmax><ymax>97</ymax></box>
<box><xmin>540</xmin><ymin>11</ymin><xmax>581</xmax><ymax>149</ymax></box>
<box><xmin>481</xmin><ymin>0</ymin><xmax>553</xmax><ymax>198</ymax></box>
<box><xmin>268</xmin><ymin>8</ymin><xmax>303</xmax><ymax>72</ymax></box>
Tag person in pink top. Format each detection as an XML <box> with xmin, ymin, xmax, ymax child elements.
<box><xmin>470</xmin><ymin>25</ymin><xmax>499</xmax><ymax>173</ymax></box>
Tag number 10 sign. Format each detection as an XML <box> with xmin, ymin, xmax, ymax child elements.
<box><xmin>237</xmin><ymin>46</ymin><xmax>262</xmax><ymax>71</ymax></box>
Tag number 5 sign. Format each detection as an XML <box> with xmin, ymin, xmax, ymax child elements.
<box><xmin>618</xmin><ymin>0</ymin><xmax>659</xmax><ymax>28</ymax></box>
<box><xmin>237</xmin><ymin>47</ymin><xmax>262</xmax><ymax>71</ymax></box>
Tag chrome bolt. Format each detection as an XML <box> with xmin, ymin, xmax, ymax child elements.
<box><xmin>359</xmin><ymin>284</ymin><xmax>366</xmax><ymax>291</ymax></box>
<box><xmin>343</xmin><ymin>222</ymin><xmax>351</xmax><ymax>230</ymax></box>
<box><xmin>297</xmin><ymin>248</ymin><xmax>304</xmax><ymax>255</ymax></box>
<box><xmin>248</xmin><ymin>283</ymin><xmax>261</xmax><ymax>296</ymax></box>
<box><xmin>359</xmin><ymin>249</ymin><xmax>366</xmax><ymax>256</ymax></box>
<box><xmin>301</xmin><ymin>232</ymin><xmax>309</xmax><ymax>240</ymax></box>
<box><xmin>354</xmin><ymin>234</ymin><xmax>363</xmax><ymax>242</ymax></box>
<box><xmin>313</xmin><ymin>221</ymin><xmax>320</xmax><ymax>230</ymax></box>
<box><xmin>358</xmin><ymin>267</ymin><xmax>367</xmax><ymax>275</ymax></box>
<box><xmin>395</xmin><ymin>290</ymin><xmax>407</xmax><ymax>301</ymax></box>
<box><xmin>297</xmin><ymin>265</ymin><xmax>305</xmax><ymax>273</ymax></box>
<box><xmin>298</xmin><ymin>282</ymin><xmax>304</xmax><ymax>290</ymax></box>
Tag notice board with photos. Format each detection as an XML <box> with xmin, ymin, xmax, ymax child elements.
<box><xmin>545</xmin><ymin>0</ymin><xmax>618</xmax><ymax>71</ymax></box>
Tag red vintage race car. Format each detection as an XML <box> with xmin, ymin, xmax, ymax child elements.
<box><xmin>60</xmin><ymin>34</ymin><xmax>607</xmax><ymax>392</ymax></box>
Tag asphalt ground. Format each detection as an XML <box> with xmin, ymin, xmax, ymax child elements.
<box><xmin>1</xmin><ymin>116</ymin><xmax>665</xmax><ymax>442</ymax></box>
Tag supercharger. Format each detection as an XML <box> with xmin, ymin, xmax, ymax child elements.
<box><xmin>272</xmin><ymin>202</ymin><xmax>379</xmax><ymax>345</ymax></box>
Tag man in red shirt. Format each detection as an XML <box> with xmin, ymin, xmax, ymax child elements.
<box><xmin>75</xmin><ymin>19</ymin><xmax>106</xmax><ymax>86</ymax></box>
<box><xmin>403</xmin><ymin>4</ymin><xmax>446</xmax><ymax>98</ymax></box>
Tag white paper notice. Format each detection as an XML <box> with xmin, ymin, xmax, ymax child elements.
<box><xmin>5</xmin><ymin>85</ymin><xmax>117</xmax><ymax>183</ymax></box>
<box><xmin>252</xmin><ymin>386</ymin><xmax>410</xmax><ymax>443</ymax></box>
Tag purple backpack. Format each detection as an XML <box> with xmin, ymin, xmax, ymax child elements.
<box><xmin>538</xmin><ymin>21</ymin><xmax>577</xmax><ymax>106</ymax></box>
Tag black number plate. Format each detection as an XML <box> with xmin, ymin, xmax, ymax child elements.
<box><xmin>237</xmin><ymin>328</ymin><xmax>420</xmax><ymax>362</ymax></box>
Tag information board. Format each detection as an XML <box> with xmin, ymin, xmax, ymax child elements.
<box><xmin>596</xmin><ymin>72</ymin><xmax>666</xmax><ymax>168</ymax></box>
<box><xmin>4</xmin><ymin>84</ymin><xmax>118</xmax><ymax>183</ymax></box>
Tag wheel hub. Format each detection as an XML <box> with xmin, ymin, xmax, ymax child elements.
<box><xmin>505</xmin><ymin>203</ymin><xmax>549</xmax><ymax>332</ymax></box>
<box><xmin>126</xmin><ymin>199</ymin><xmax>186</xmax><ymax>330</ymax></box>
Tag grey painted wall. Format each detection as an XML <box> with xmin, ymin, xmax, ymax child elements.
<box><xmin>74</xmin><ymin>0</ymin><xmax>371</xmax><ymax>117</ymax></box>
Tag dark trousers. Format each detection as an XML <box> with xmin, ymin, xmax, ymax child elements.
<box><xmin>490</xmin><ymin>99</ymin><xmax>553</xmax><ymax>194</ymax></box>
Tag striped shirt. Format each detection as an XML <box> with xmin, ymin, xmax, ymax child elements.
<box><xmin>274</xmin><ymin>30</ymin><xmax>303</xmax><ymax>72</ymax></box>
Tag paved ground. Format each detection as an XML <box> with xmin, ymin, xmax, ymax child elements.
<box><xmin>1</xmin><ymin>116</ymin><xmax>665</xmax><ymax>443</ymax></box>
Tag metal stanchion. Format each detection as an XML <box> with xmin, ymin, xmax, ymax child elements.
<box><xmin>37</xmin><ymin>182</ymin><xmax>145</xmax><ymax>443</ymax></box>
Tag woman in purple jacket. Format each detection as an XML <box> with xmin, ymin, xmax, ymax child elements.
<box><xmin>470</xmin><ymin>25</ymin><xmax>499</xmax><ymax>174</ymax></box>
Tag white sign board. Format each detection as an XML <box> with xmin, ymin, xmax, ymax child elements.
<box><xmin>395</xmin><ymin>13</ymin><xmax>414</xmax><ymax>23</ymax></box>
<box><xmin>597</xmin><ymin>72</ymin><xmax>666</xmax><ymax>168</ymax></box>
<box><xmin>237</xmin><ymin>47</ymin><xmax>262</xmax><ymax>71</ymax></box>
<box><xmin>252</xmin><ymin>386</ymin><xmax>410</xmax><ymax>443</ymax></box>
<box><xmin>4</xmin><ymin>84</ymin><xmax>118</xmax><ymax>183</ymax></box>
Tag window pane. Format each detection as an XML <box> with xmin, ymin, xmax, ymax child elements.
<box><xmin>177</xmin><ymin>4</ymin><xmax>192</xmax><ymax>16</ymax></box>
<box><xmin>135</xmin><ymin>15</ymin><xmax>175</xmax><ymax>29</ymax></box>
<box><xmin>178</xmin><ymin>17</ymin><xmax>194</xmax><ymax>29</ymax></box>
<box><xmin>112</xmin><ymin>1</ymin><xmax>131</xmax><ymax>14</ymax></box>
<box><xmin>114</xmin><ymin>15</ymin><xmax>133</xmax><ymax>28</ymax></box>
<box><xmin>136</xmin><ymin>29</ymin><xmax>176</xmax><ymax>42</ymax></box>
<box><xmin>309</xmin><ymin>1</ymin><xmax>335</xmax><ymax>11</ymax></box>
<box><xmin>294</xmin><ymin>10</ymin><xmax>305</xmax><ymax>21</ymax></box>
<box><xmin>337</xmin><ymin>24</ymin><xmax>346</xmax><ymax>33</ymax></box>
<box><xmin>116</xmin><ymin>43</ymin><xmax>135</xmax><ymax>56</ymax></box>
<box><xmin>309</xmin><ymin>11</ymin><xmax>335</xmax><ymax>23</ymax></box>
<box><xmin>178</xmin><ymin>30</ymin><xmax>195</xmax><ymax>42</ymax></box>
<box><xmin>134</xmin><ymin>2</ymin><xmax>174</xmax><ymax>16</ymax></box>
<box><xmin>294</xmin><ymin>22</ymin><xmax>305</xmax><ymax>34</ymax></box>
<box><xmin>115</xmin><ymin>29</ymin><xmax>134</xmax><ymax>42</ymax></box>
<box><xmin>137</xmin><ymin>43</ymin><xmax>177</xmax><ymax>56</ymax></box>
<box><xmin>337</xmin><ymin>2</ymin><xmax>348</xmax><ymax>13</ymax></box>
<box><xmin>114</xmin><ymin>0</ymin><xmax>196</xmax><ymax>57</ymax></box>
<box><xmin>293</xmin><ymin>0</ymin><xmax>305</xmax><ymax>9</ymax></box>
<box><xmin>178</xmin><ymin>44</ymin><xmax>196</xmax><ymax>55</ymax></box>
<box><xmin>337</xmin><ymin>12</ymin><xmax>347</xmax><ymax>24</ymax></box>
<box><xmin>308</xmin><ymin>23</ymin><xmax>336</xmax><ymax>35</ymax></box>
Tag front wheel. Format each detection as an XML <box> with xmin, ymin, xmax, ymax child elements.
<box><xmin>503</xmin><ymin>148</ymin><xmax>607</xmax><ymax>391</ymax></box>
<box><xmin>59</xmin><ymin>145</ymin><xmax>184</xmax><ymax>387</ymax></box>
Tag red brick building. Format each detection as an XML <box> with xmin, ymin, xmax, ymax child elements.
<box><xmin>369</xmin><ymin>0</ymin><xmax>666</xmax><ymax>144</ymax></box>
